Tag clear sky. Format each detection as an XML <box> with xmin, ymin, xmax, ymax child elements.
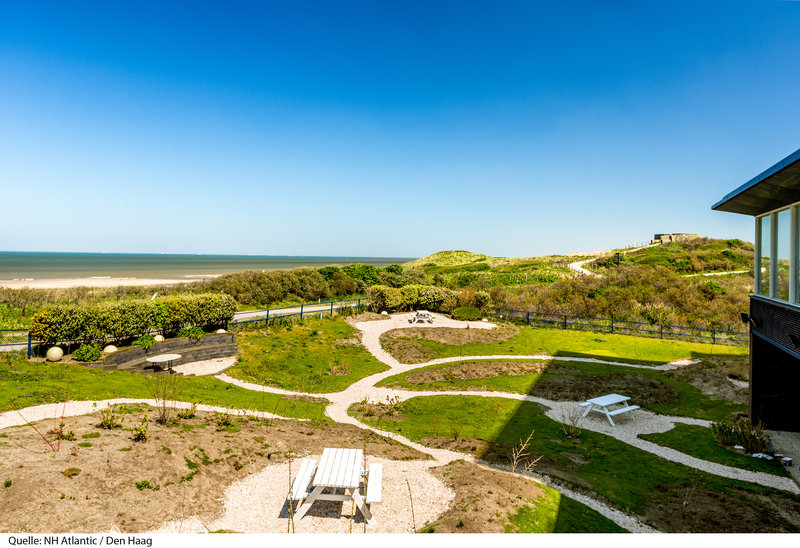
<box><xmin>2</xmin><ymin>1</ymin><xmax>799</xmax><ymax>258</ymax></box>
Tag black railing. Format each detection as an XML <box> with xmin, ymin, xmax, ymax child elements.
<box><xmin>488</xmin><ymin>307</ymin><xmax>748</xmax><ymax>345</ymax></box>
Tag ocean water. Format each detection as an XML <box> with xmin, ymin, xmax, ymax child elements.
<box><xmin>0</xmin><ymin>252</ymin><xmax>414</xmax><ymax>280</ymax></box>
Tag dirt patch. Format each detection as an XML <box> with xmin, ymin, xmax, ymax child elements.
<box><xmin>0</xmin><ymin>405</ymin><xmax>427</xmax><ymax>533</ymax></box>
<box><xmin>349</xmin><ymin>402</ymin><xmax>408</xmax><ymax>423</ymax></box>
<box><xmin>532</xmin><ymin>372</ymin><xmax>679</xmax><ymax>404</ymax></box>
<box><xmin>644</xmin><ymin>481</ymin><xmax>800</xmax><ymax>532</ymax></box>
<box><xmin>665</xmin><ymin>355</ymin><xmax>749</xmax><ymax>405</ymax></box>
<box><xmin>406</xmin><ymin>360</ymin><xmax>548</xmax><ymax>384</ymax></box>
<box><xmin>344</xmin><ymin>312</ymin><xmax>390</xmax><ymax>327</ymax></box>
<box><xmin>381</xmin><ymin>325</ymin><xmax>519</xmax><ymax>363</ymax></box>
<box><xmin>423</xmin><ymin>460</ymin><xmax>547</xmax><ymax>533</ymax></box>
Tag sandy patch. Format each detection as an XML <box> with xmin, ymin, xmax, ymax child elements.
<box><xmin>0</xmin><ymin>278</ymin><xmax>195</xmax><ymax>289</ymax></box>
<box><xmin>173</xmin><ymin>357</ymin><xmax>237</xmax><ymax>377</ymax></box>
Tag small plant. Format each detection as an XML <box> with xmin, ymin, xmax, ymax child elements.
<box><xmin>132</xmin><ymin>334</ymin><xmax>156</xmax><ymax>350</ymax></box>
<box><xmin>78</xmin><ymin>442</ymin><xmax>92</xmax><ymax>448</ymax></box>
<box><xmin>135</xmin><ymin>480</ymin><xmax>158</xmax><ymax>490</ymax></box>
<box><xmin>62</xmin><ymin>467</ymin><xmax>81</xmax><ymax>478</ymax></box>
<box><xmin>72</xmin><ymin>343</ymin><xmax>102</xmax><ymax>362</ymax></box>
<box><xmin>177</xmin><ymin>403</ymin><xmax>197</xmax><ymax>420</ymax></box>
<box><xmin>98</xmin><ymin>406</ymin><xmax>122</xmax><ymax>429</ymax></box>
<box><xmin>452</xmin><ymin>306</ymin><xmax>482</xmax><ymax>321</ymax></box>
<box><xmin>3</xmin><ymin>480</ymin><xmax>11</xmax><ymax>488</ymax></box>
<box><xmin>132</xmin><ymin>420</ymin><xmax>149</xmax><ymax>443</ymax></box>
<box><xmin>710</xmin><ymin>417</ymin><xmax>768</xmax><ymax>454</ymax></box>
<box><xmin>150</xmin><ymin>374</ymin><xmax>181</xmax><ymax>425</ymax></box>
<box><xmin>176</xmin><ymin>326</ymin><xmax>205</xmax><ymax>340</ymax></box>
<box><xmin>55</xmin><ymin>423</ymin><xmax>76</xmax><ymax>441</ymax></box>
<box><xmin>81</xmin><ymin>432</ymin><xmax>100</xmax><ymax>439</ymax></box>
<box><xmin>216</xmin><ymin>413</ymin><xmax>235</xmax><ymax>428</ymax></box>
<box><xmin>559</xmin><ymin>407</ymin><xmax>583</xmax><ymax>439</ymax></box>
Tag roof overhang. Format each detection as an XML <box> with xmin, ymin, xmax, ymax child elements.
<box><xmin>712</xmin><ymin>148</ymin><xmax>800</xmax><ymax>216</ymax></box>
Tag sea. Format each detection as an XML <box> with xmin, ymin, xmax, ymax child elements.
<box><xmin>0</xmin><ymin>252</ymin><xmax>415</xmax><ymax>281</ymax></box>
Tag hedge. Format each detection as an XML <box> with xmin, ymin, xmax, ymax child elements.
<box><xmin>367</xmin><ymin>284</ymin><xmax>458</xmax><ymax>313</ymax></box>
<box><xmin>29</xmin><ymin>293</ymin><xmax>237</xmax><ymax>344</ymax></box>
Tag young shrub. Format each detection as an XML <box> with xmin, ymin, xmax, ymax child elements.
<box><xmin>400</xmin><ymin>284</ymin><xmax>423</xmax><ymax>310</ymax></box>
<box><xmin>98</xmin><ymin>406</ymin><xmax>123</xmax><ymax>430</ymax></box>
<box><xmin>150</xmin><ymin>375</ymin><xmax>181</xmax><ymax>425</ymax></box>
<box><xmin>132</xmin><ymin>420</ymin><xmax>149</xmax><ymax>443</ymax></box>
<box><xmin>177</xmin><ymin>403</ymin><xmax>197</xmax><ymax>420</ymax></box>
<box><xmin>216</xmin><ymin>413</ymin><xmax>236</xmax><ymax>428</ymax></box>
<box><xmin>132</xmin><ymin>334</ymin><xmax>156</xmax><ymax>349</ymax></box>
<box><xmin>176</xmin><ymin>326</ymin><xmax>205</xmax><ymax>340</ymax></box>
<box><xmin>474</xmin><ymin>290</ymin><xmax>492</xmax><ymax>310</ymax></box>
<box><xmin>452</xmin><ymin>306</ymin><xmax>482</xmax><ymax>321</ymax></box>
<box><xmin>732</xmin><ymin>417</ymin><xmax>768</xmax><ymax>454</ymax></box>
<box><xmin>72</xmin><ymin>343</ymin><xmax>102</xmax><ymax>362</ymax></box>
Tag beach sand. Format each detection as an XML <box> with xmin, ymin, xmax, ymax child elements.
<box><xmin>0</xmin><ymin>277</ymin><xmax>198</xmax><ymax>289</ymax></box>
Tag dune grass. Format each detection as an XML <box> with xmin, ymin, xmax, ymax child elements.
<box><xmin>350</xmin><ymin>395</ymin><xmax>798</xmax><ymax>529</ymax></box>
<box><xmin>0</xmin><ymin>352</ymin><xmax>328</xmax><ymax>420</ymax></box>
<box><xmin>228</xmin><ymin>316</ymin><xmax>387</xmax><ymax>393</ymax></box>
<box><xmin>640</xmin><ymin>424</ymin><xmax>789</xmax><ymax>477</ymax></box>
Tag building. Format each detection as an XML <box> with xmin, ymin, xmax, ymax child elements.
<box><xmin>651</xmin><ymin>233</ymin><xmax>703</xmax><ymax>244</ymax></box>
<box><xmin>713</xmin><ymin>148</ymin><xmax>800</xmax><ymax>432</ymax></box>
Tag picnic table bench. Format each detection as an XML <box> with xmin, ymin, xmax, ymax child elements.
<box><xmin>409</xmin><ymin>310</ymin><xmax>434</xmax><ymax>324</ymax></box>
<box><xmin>580</xmin><ymin>393</ymin><xmax>639</xmax><ymax>426</ymax></box>
<box><xmin>288</xmin><ymin>448</ymin><xmax>382</xmax><ymax>523</ymax></box>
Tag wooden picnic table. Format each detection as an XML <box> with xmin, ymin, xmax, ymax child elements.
<box><xmin>410</xmin><ymin>310</ymin><xmax>434</xmax><ymax>324</ymax></box>
<box><xmin>290</xmin><ymin>447</ymin><xmax>381</xmax><ymax>523</ymax></box>
<box><xmin>580</xmin><ymin>393</ymin><xmax>640</xmax><ymax>426</ymax></box>
<box><xmin>144</xmin><ymin>353</ymin><xmax>181</xmax><ymax>373</ymax></box>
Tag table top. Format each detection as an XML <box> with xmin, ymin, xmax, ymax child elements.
<box><xmin>415</xmin><ymin>310</ymin><xmax>432</xmax><ymax>315</ymax></box>
<box><xmin>586</xmin><ymin>393</ymin><xmax>629</xmax><ymax>407</ymax></box>
<box><xmin>312</xmin><ymin>448</ymin><xmax>363</xmax><ymax>489</ymax></box>
<box><xmin>145</xmin><ymin>353</ymin><xmax>182</xmax><ymax>363</ymax></box>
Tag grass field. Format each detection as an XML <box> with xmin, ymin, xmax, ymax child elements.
<box><xmin>228</xmin><ymin>316</ymin><xmax>388</xmax><ymax>393</ymax></box>
<box><xmin>350</xmin><ymin>395</ymin><xmax>800</xmax><ymax>532</ymax></box>
<box><xmin>639</xmin><ymin>424</ymin><xmax>789</xmax><ymax>477</ymax></box>
<box><xmin>381</xmin><ymin>323</ymin><xmax>748</xmax><ymax>365</ymax></box>
<box><xmin>0</xmin><ymin>352</ymin><xmax>328</xmax><ymax>420</ymax></box>
<box><xmin>505</xmin><ymin>490</ymin><xmax>628</xmax><ymax>533</ymax></box>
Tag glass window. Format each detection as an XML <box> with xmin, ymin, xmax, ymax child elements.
<box><xmin>777</xmin><ymin>209</ymin><xmax>790</xmax><ymax>300</ymax></box>
<box><xmin>759</xmin><ymin>215</ymin><xmax>771</xmax><ymax>295</ymax></box>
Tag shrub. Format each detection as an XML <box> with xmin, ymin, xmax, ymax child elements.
<box><xmin>710</xmin><ymin>417</ymin><xmax>768</xmax><ymax>454</ymax></box>
<box><xmin>177</xmin><ymin>403</ymin><xmax>197</xmax><ymax>420</ymax></box>
<box><xmin>176</xmin><ymin>326</ymin><xmax>205</xmax><ymax>340</ymax></box>
<box><xmin>135</xmin><ymin>480</ymin><xmax>158</xmax><ymax>490</ymax></box>
<box><xmin>98</xmin><ymin>406</ymin><xmax>122</xmax><ymax>430</ymax></box>
<box><xmin>366</xmin><ymin>285</ymin><xmax>402</xmax><ymax>312</ymax></box>
<box><xmin>474</xmin><ymin>290</ymin><xmax>492</xmax><ymax>310</ymax></box>
<box><xmin>216</xmin><ymin>413</ymin><xmax>235</xmax><ymax>428</ymax></box>
<box><xmin>132</xmin><ymin>334</ymin><xmax>156</xmax><ymax>350</ymax></box>
<box><xmin>452</xmin><ymin>306</ymin><xmax>482</xmax><ymax>321</ymax></box>
<box><xmin>72</xmin><ymin>343</ymin><xmax>102</xmax><ymax>362</ymax></box>
<box><xmin>3</xmin><ymin>480</ymin><xmax>10</xmax><ymax>488</ymax></box>
<box><xmin>418</xmin><ymin>285</ymin><xmax>458</xmax><ymax>312</ymax></box>
<box><xmin>132</xmin><ymin>421</ymin><xmax>149</xmax><ymax>442</ymax></box>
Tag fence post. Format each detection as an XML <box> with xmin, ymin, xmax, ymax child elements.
<box><xmin>660</xmin><ymin>324</ymin><xmax>663</xmax><ymax>339</ymax></box>
<box><xmin>712</xmin><ymin>329</ymin><xmax>716</xmax><ymax>345</ymax></box>
<box><xmin>331</xmin><ymin>301</ymin><xmax>334</xmax><ymax>316</ymax></box>
<box><xmin>265</xmin><ymin>309</ymin><xmax>270</xmax><ymax>328</ymax></box>
<box><xmin>300</xmin><ymin>303</ymin><xmax>304</xmax><ymax>320</ymax></box>
<box><xmin>527</xmin><ymin>311</ymin><xmax>530</xmax><ymax>326</ymax></box>
<box><xmin>563</xmin><ymin>315</ymin><xmax>567</xmax><ymax>330</ymax></box>
<box><xmin>610</xmin><ymin>317</ymin><xmax>614</xmax><ymax>334</ymax></box>
<box><xmin>27</xmin><ymin>332</ymin><xmax>32</xmax><ymax>359</ymax></box>
<box><xmin>357</xmin><ymin>298</ymin><xmax>362</xmax><ymax>308</ymax></box>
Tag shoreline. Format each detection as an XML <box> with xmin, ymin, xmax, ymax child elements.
<box><xmin>0</xmin><ymin>277</ymin><xmax>202</xmax><ymax>289</ymax></box>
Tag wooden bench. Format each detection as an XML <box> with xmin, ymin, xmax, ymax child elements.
<box><xmin>288</xmin><ymin>458</ymin><xmax>317</xmax><ymax>501</ymax></box>
<box><xmin>608</xmin><ymin>405</ymin><xmax>639</xmax><ymax>418</ymax></box>
<box><xmin>365</xmin><ymin>463</ymin><xmax>383</xmax><ymax>505</ymax></box>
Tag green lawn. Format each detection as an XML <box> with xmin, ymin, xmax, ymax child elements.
<box><xmin>377</xmin><ymin>358</ymin><xmax>746</xmax><ymax>422</ymax></box>
<box><xmin>506</xmin><ymin>489</ymin><xmax>627</xmax><ymax>533</ymax></box>
<box><xmin>228</xmin><ymin>316</ymin><xmax>388</xmax><ymax>393</ymax></box>
<box><xmin>640</xmin><ymin>424</ymin><xmax>789</xmax><ymax>477</ymax></box>
<box><xmin>382</xmin><ymin>324</ymin><xmax>748</xmax><ymax>366</ymax></box>
<box><xmin>350</xmin><ymin>395</ymin><xmax>799</xmax><ymax>531</ymax></box>
<box><xmin>0</xmin><ymin>352</ymin><xmax>328</xmax><ymax>420</ymax></box>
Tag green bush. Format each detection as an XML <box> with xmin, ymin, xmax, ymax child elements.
<box><xmin>72</xmin><ymin>343</ymin><xmax>102</xmax><ymax>362</ymax></box>
<box><xmin>132</xmin><ymin>335</ymin><xmax>156</xmax><ymax>350</ymax></box>
<box><xmin>452</xmin><ymin>306</ymin><xmax>482</xmax><ymax>321</ymax></box>
<box><xmin>474</xmin><ymin>290</ymin><xmax>492</xmax><ymax>310</ymax></box>
<box><xmin>368</xmin><ymin>284</ymin><xmax>458</xmax><ymax>313</ymax></box>
<box><xmin>176</xmin><ymin>326</ymin><xmax>205</xmax><ymax>340</ymax></box>
<box><xmin>29</xmin><ymin>293</ymin><xmax>236</xmax><ymax>343</ymax></box>
<box><xmin>710</xmin><ymin>417</ymin><xmax>768</xmax><ymax>454</ymax></box>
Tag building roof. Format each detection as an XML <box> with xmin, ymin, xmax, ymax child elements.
<box><xmin>712</xmin><ymin>147</ymin><xmax>800</xmax><ymax>216</ymax></box>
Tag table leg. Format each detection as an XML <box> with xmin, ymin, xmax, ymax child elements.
<box><xmin>352</xmin><ymin>490</ymin><xmax>374</xmax><ymax>524</ymax></box>
<box><xmin>293</xmin><ymin>485</ymin><xmax>324</xmax><ymax>520</ymax></box>
<box><xmin>581</xmin><ymin>404</ymin><xmax>593</xmax><ymax>418</ymax></box>
<box><xmin>603</xmin><ymin>406</ymin><xmax>616</xmax><ymax>427</ymax></box>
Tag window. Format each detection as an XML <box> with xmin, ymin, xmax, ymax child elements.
<box><xmin>759</xmin><ymin>215</ymin><xmax>771</xmax><ymax>295</ymax></box>
<box><xmin>777</xmin><ymin>209</ymin><xmax>791</xmax><ymax>300</ymax></box>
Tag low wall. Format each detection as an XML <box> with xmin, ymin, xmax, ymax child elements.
<box><xmin>98</xmin><ymin>332</ymin><xmax>237</xmax><ymax>372</ymax></box>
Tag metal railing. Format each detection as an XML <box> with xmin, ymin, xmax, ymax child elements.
<box><xmin>488</xmin><ymin>307</ymin><xmax>748</xmax><ymax>345</ymax></box>
<box><xmin>226</xmin><ymin>298</ymin><xmax>366</xmax><ymax>328</ymax></box>
<box><xmin>0</xmin><ymin>329</ymin><xmax>33</xmax><ymax>358</ymax></box>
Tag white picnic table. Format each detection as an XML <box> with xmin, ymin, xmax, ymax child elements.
<box><xmin>410</xmin><ymin>310</ymin><xmax>434</xmax><ymax>324</ymax></box>
<box><xmin>289</xmin><ymin>447</ymin><xmax>382</xmax><ymax>523</ymax></box>
<box><xmin>580</xmin><ymin>393</ymin><xmax>640</xmax><ymax>426</ymax></box>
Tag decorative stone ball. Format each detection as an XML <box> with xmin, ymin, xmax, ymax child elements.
<box><xmin>154</xmin><ymin>335</ymin><xmax>165</xmax><ymax>342</ymax></box>
<box><xmin>46</xmin><ymin>346</ymin><xmax>63</xmax><ymax>362</ymax></box>
<box><xmin>103</xmin><ymin>345</ymin><xmax>118</xmax><ymax>354</ymax></box>
<box><xmin>482</xmin><ymin>318</ymin><xmax>489</xmax><ymax>322</ymax></box>
<box><xmin>381</xmin><ymin>311</ymin><xmax>388</xmax><ymax>316</ymax></box>
<box><xmin>215</xmin><ymin>329</ymin><xmax>227</xmax><ymax>334</ymax></box>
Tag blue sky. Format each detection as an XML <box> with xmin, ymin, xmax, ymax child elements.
<box><xmin>2</xmin><ymin>1</ymin><xmax>799</xmax><ymax>258</ymax></box>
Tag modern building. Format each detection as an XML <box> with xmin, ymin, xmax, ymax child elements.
<box><xmin>713</xmin><ymin>148</ymin><xmax>800</xmax><ymax>432</ymax></box>
<box><xmin>651</xmin><ymin>233</ymin><xmax>702</xmax><ymax>244</ymax></box>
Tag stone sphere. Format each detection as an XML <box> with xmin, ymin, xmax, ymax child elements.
<box><xmin>215</xmin><ymin>329</ymin><xmax>227</xmax><ymax>334</ymax></box>
<box><xmin>103</xmin><ymin>345</ymin><xmax>118</xmax><ymax>354</ymax></box>
<box><xmin>380</xmin><ymin>311</ymin><xmax>388</xmax><ymax>316</ymax></box>
<box><xmin>46</xmin><ymin>347</ymin><xmax>63</xmax><ymax>362</ymax></box>
<box><xmin>482</xmin><ymin>318</ymin><xmax>489</xmax><ymax>322</ymax></box>
<box><xmin>153</xmin><ymin>335</ymin><xmax>165</xmax><ymax>342</ymax></box>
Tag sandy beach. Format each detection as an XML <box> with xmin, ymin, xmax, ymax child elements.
<box><xmin>0</xmin><ymin>277</ymin><xmax>199</xmax><ymax>289</ymax></box>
